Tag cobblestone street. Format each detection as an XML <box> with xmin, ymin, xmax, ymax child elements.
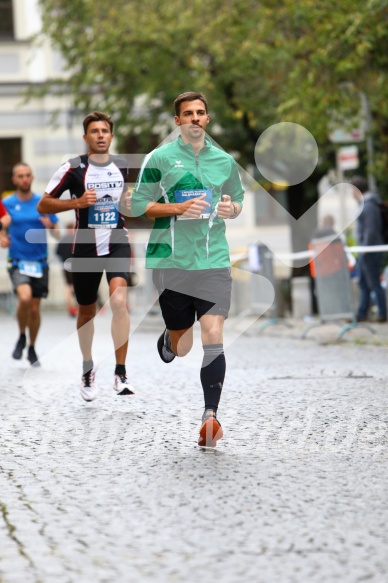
<box><xmin>0</xmin><ymin>309</ymin><xmax>387</xmax><ymax>582</ymax></box>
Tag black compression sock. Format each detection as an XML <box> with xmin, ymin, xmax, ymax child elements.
<box><xmin>200</xmin><ymin>344</ymin><xmax>225</xmax><ymax>412</ymax></box>
<box><xmin>115</xmin><ymin>364</ymin><xmax>126</xmax><ymax>376</ymax></box>
<box><xmin>83</xmin><ymin>359</ymin><xmax>94</xmax><ymax>375</ymax></box>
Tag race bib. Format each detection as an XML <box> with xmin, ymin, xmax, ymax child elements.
<box><xmin>175</xmin><ymin>188</ymin><xmax>212</xmax><ymax>220</ymax></box>
<box><xmin>18</xmin><ymin>260</ymin><xmax>43</xmax><ymax>278</ymax></box>
<box><xmin>88</xmin><ymin>198</ymin><xmax>119</xmax><ymax>229</ymax></box>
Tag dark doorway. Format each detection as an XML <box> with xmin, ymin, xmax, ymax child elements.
<box><xmin>0</xmin><ymin>138</ymin><xmax>22</xmax><ymax>196</ymax></box>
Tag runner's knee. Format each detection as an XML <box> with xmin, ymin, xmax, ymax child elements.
<box><xmin>78</xmin><ymin>304</ymin><xmax>97</xmax><ymax>321</ymax></box>
<box><xmin>109</xmin><ymin>291</ymin><xmax>127</xmax><ymax>316</ymax></box>
<box><xmin>201</xmin><ymin>327</ymin><xmax>223</xmax><ymax>345</ymax></box>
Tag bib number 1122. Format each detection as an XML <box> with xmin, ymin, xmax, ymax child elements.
<box><xmin>94</xmin><ymin>211</ymin><xmax>116</xmax><ymax>222</ymax></box>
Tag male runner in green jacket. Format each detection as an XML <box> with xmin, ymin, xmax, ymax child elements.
<box><xmin>131</xmin><ymin>91</ymin><xmax>244</xmax><ymax>447</ymax></box>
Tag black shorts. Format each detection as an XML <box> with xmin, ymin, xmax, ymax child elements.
<box><xmin>152</xmin><ymin>268</ymin><xmax>232</xmax><ymax>330</ymax></box>
<box><xmin>8</xmin><ymin>265</ymin><xmax>49</xmax><ymax>299</ymax></box>
<box><xmin>71</xmin><ymin>244</ymin><xmax>131</xmax><ymax>306</ymax></box>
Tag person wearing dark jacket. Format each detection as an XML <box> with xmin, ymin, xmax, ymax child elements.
<box><xmin>351</xmin><ymin>175</ymin><xmax>387</xmax><ymax>322</ymax></box>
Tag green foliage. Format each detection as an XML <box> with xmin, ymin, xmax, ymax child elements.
<box><xmin>38</xmin><ymin>0</ymin><xmax>388</xmax><ymax>191</ymax></box>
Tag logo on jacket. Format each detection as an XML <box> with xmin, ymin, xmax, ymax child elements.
<box><xmin>174</xmin><ymin>160</ymin><xmax>184</xmax><ymax>168</ymax></box>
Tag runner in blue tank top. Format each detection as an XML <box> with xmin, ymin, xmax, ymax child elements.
<box><xmin>3</xmin><ymin>163</ymin><xmax>60</xmax><ymax>366</ymax></box>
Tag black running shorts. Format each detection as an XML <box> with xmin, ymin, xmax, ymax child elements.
<box><xmin>71</xmin><ymin>244</ymin><xmax>131</xmax><ymax>306</ymax></box>
<box><xmin>152</xmin><ymin>268</ymin><xmax>232</xmax><ymax>330</ymax></box>
<box><xmin>8</xmin><ymin>265</ymin><xmax>49</xmax><ymax>298</ymax></box>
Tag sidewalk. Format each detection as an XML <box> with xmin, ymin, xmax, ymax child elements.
<box><xmin>232</xmin><ymin>315</ymin><xmax>388</xmax><ymax>346</ymax></box>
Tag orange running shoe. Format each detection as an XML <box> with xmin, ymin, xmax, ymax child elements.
<box><xmin>68</xmin><ymin>306</ymin><xmax>79</xmax><ymax>318</ymax></box>
<box><xmin>198</xmin><ymin>409</ymin><xmax>223</xmax><ymax>448</ymax></box>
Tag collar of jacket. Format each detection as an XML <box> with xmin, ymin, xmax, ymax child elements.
<box><xmin>177</xmin><ymin>135</ymin><xmax>212</xmax><ymax>153</ymax></box>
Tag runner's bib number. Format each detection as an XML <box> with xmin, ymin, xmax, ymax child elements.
<box><xmin>175</xmin><ymin>189</ymin><xmax>212</xmax><ymax>220</ymax></box>
<box><xmin>18</xmin><ymin>260</ymin><xmax>43</xmax><ymax>278</ymax></box>
<box><xmin>88</xmin><ymin>198</ymin><xmax>119</xmax><ymax>229</ymax></box>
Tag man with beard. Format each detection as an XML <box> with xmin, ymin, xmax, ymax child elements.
<box><xmin>3</xmin><ymin>163</ymin><xmax>60</xmax><ymax>366</ymax></box>
<box><xmin>131</xmin><ymin>92</ymin><xmax>244</xmax><ymax>447</ymax></box>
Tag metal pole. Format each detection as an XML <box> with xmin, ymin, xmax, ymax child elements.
<box><xmin>335</xmin><ymin>152</ymin><xmax>346</xmax><ymax>231</ymax></box>
<box><xmin>360</xmin><ymin>92</ymin><xmax>376</xmax><ymax>193</ymax></box>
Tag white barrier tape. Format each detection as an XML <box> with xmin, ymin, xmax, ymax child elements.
<box><xmin>275</xmin><ymin>250</ymin><xmax>313</xmax><ymax>261</ymax></box>
<box><xmin>232</xmin><ymin>244</ymin><xmax>388</xmax><ymax>265</ymax></box>
<box><xmin>344</xmin><ymin>245</ymin><xmax>388</xmax><ymax>254</ymax></box>
<box><xmin>277</xmin><ymin>245</ymin><xmax>388</xmax><ymax>260</ymax></box>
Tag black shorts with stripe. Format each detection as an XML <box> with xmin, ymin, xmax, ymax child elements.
<box><xmin>152</xmin><ymin>268</ymin><xmax>232</xmax><ymax>330</ymax></box>
<box><xmin>71</xmin><ymin>243</ymin><xmax>131</xmax><ymax>306</ymax></box>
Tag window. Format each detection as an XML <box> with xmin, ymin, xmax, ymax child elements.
<box><xmin>0</xmin><ymin>138</ymin><xmax>21</xmax><ymax>196</ymax></box>
<box><xmin>0</xmin><ymin>1</ymin><xmax>14</xmax><ymax>39</ymax></box>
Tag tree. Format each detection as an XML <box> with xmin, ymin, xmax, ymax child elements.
<box><xmin>37</xmin><ymin>1</ymin><xmax>282</xmax><ymax>155</ymax></box>
<box><xmin>270</xmin><ymin>0</ymin><xmax>388</xmax><ymax>190</ymax></box>
<box><xmin>37</xmin><ymin>0</ymin><xmax>388</xmax><ymax>245</ymax></box>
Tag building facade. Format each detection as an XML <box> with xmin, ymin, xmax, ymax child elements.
<box><xmin>0</xmin><ymin>0</ymin><xmax>84</xmax><ymax>197</ymax></box>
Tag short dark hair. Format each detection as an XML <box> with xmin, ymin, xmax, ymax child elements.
<box><xmin>174</xmin><ymin>92</ymin><xmax>208</xmax><ymax>116</ymax></box>
<box><xmin>83</xmin><ymin>111</ymin><xmax>113</xmax><ymax>134</ymax></box>
<box><xmin>12</xmin><ymin>162</ymin><xmax>31</xmax><ymax>175</ymax></box>
<box><xmin>350</xmin><ymin>175</ymin><xmax>369</xmax><ymax>194</ymax></box>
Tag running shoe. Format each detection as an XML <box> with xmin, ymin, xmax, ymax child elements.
<box><xmin>81</xmin><ymin>368</ymin><xmax>99</xmax><ymax>401</ymax></box>
<box><xmin>157</xmin><ymin>328</ymin><xmax>176</xmax><ymax>363</ymax></box>
<box><xmin>12</xmin><ymin>334</ymin><xmax>26</xmax><ymax>360</ymax></box>
<box><xmin>27</xmin><ymin>346</ymin><xmax>40</xmax><ymax>367</ymax></box>
<box><xmin>198</xmin><ymin>409</ymin><xmax>224</xmax><ymax>448</ymax></box>
<box><xmin>113</xmin><ymin>374</ymin><xmax>135</xmax><ymax>396</ymax></box>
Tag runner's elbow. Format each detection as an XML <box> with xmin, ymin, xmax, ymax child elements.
<box><xmin>37</xmin><ymin>196</ymin><xmax>49</xmax><ymax>214</ymax></box>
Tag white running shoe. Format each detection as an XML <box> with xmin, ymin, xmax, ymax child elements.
<box><xmin>80</xmin><ymin>368</ymin><xmax>99</xmax><ymax>401</ymax></box>
<box><xmin>113</xmin><ymin>374</ymin><xmax>135</xmax><ymax>396</ymax></box>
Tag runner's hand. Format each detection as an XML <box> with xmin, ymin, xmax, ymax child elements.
<box><xmin>39</xmin><ymin>215</ymin><xmax>55</xmax><ymax>229</ymax></box>
<box><xmin>217</xmin><ymin>194</ymin><xmax>232</xmax><ymax>219</ymax></box>
<box><xmin>77</xmin><ymin>188</ymin><xmax>97</xmax><ymax>208</ymax></box>
<box><xmin>125</xmin><ymin>189</ymin><xmax>131</xmax><ymax>207</ymax></box>
<box><xmin>118</xmin><ymin>189</ymin><xmax>132</xmax><ymax>217</ymax></box>
<box><xmin>123</xmin><ymin>189</ymin><xmax>132</xmax><ymax>214</ymax></box>
<box><xmin>180</xmin><ymin>194</ymin><xmax>210</xmax><ymax>218</ymax></box>
<box><xmin>0</xmin><ymin>234</ymin><xmax>10</xmax><ymax>248</ymax></box>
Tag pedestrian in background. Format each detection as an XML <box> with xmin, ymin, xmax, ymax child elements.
<box><xmin>351</xmin><ymin>175</ymin><xmax>387</xmax><ymax>323</ymax></box>
<box><xmin>55</xmin><ymin>221</ymin><xmax>79</xmax><ymax>318</ymax></box>
<box><xmin>131</xmin><ymin>91</ymin><xmax>244</xmax><ymax>447</ymax></box>
<box><xmin>2</xmin><ymin>163</ymin><xmax>60</xmax><ymax>366</ymax></box>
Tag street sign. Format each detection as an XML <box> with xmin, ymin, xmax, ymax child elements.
<box><xmin>329</xmin><ymin>127</ymin><xmax>365</xmax><ymax>143</ymax></box>
<box><xmin>328</xmin><ymin>101</ymin><xmax>366</xmax><ymax>144</ymax></box>
<box><xmin>337</xmin><ymin>146</ymin><xmax>359</xmax><ymax>171</ymax></box>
